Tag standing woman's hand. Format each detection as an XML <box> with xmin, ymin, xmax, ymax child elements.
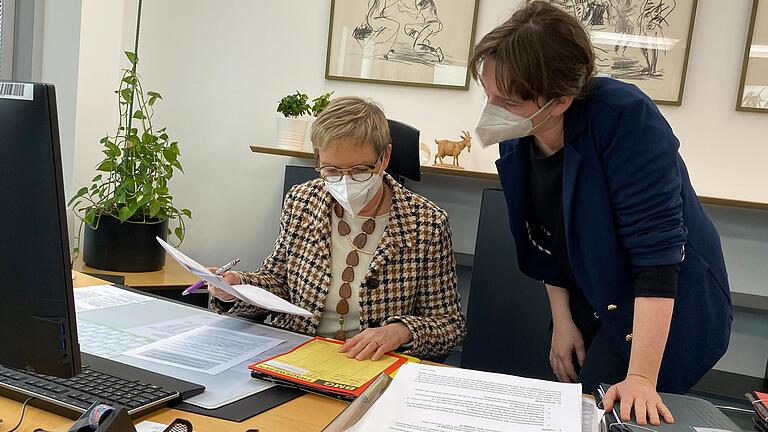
<box><xmin>549</xmin><ymin>319</ymin><xmax>586</xmax><ymax>382</ymax></box>
<box><xmin>602</xmin><ymin>374</ymin><xmax>674</xmax><ymax>426</ymax></box>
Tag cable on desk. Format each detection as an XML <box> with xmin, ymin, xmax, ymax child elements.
<box><xmin>714</xmin><ymin>404</ymin><xmax>755</xmax><ymax>414</ymax></box>
<box><xmin>4</xmin><ymin>397</ymin><xmax>34</xmax><ymax>432</ymax></box>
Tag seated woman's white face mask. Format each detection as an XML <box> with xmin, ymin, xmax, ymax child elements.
<box><xmin>318</xmin><ymin>147</ymin><xmax>385</xmax><ymax>217</ymax></box>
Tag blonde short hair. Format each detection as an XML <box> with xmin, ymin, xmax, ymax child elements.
<box><xmin>310</xmin><ymin>96</ymin><xmax>391</xmax><ymax>154</ymax></box>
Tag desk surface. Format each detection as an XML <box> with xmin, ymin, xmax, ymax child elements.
<box><xmin>0</xmin><ymin>271</ymin><xmax>350</xmax><ymax>431</ymax></box>
<box><xmin>72</xmin><ymin>254</ymin><xmax>199</xmax><ymax>289</ymax></box>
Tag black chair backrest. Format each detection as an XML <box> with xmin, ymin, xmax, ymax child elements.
<box><xmin>387</xmin><ymin>119</ymin><xmax>421</xmax><ymax>182</ymax></box>
<box><xmin>461</xmin><ymin>188</ymin><xmax>554</xmax><ymax>381</ymax></box>
<box><xmin>283</xmin><ymin>166</ymin><xmax>317</xmax><ymax>198</ymax></box>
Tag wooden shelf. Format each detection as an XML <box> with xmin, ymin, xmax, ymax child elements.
<box><xmin>251</xmin><ymin>145</ymin><xmax>768</xmax><ymax>211</ymax></box>
<box><xmin>250</xmin><ymin>145</ymin><xmax>314</xmax><ymax>159</ymax></box>
<box><xmin>250</xmin><ymin>145</ymin><xmax>501</xmax><ymax>181</ymax></box>
<box><xmin>698</xmin><ymin>196</ymin><xmax>768</xmax><ymax>211</ymax></box>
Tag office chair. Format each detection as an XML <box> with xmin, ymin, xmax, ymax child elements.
<box><xmin>460</xmin><ymin>188</ymin><xmax>554</xmax><ymax>381</ymax></box>
<box><xmin>386</xmin><ymin>119</ymin><xmax>422</xmax><ymax>183</ymax></box>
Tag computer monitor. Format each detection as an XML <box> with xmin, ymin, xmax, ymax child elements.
<box><xmin>0</xmin><ymin>81</ymin><xmax>81</xmax><ymax>378</ymax></box>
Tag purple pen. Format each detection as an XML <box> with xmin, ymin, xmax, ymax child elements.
<box><xmin>182</xmin><ymin>258</ymin><xmax>240</xmax><ymax>295</ymax></box>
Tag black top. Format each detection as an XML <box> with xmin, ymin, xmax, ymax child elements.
<box><xmin>528</xmin><ymin>141</ymin><xmax>678</xmax><ymax>298</ymax></box>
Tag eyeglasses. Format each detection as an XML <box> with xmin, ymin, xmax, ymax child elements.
<box><xmin>316</xmin><ymin>152</ymin><xmax>384</xmax><ymax>183</ymax></box>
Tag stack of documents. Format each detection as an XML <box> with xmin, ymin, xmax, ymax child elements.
<box><xmin>324</xmin><ymin>362</ymin><xmax>600</xmax><ymax>432</ymax></box>
<box><xmin>249</xmin><ymin>337</ymin><xmax>408</xmax><ymax>401</ymax></box>
<box><xmin>156</xmin><ymin>237</ymin><xmax>313</xmax><ymax>317</ymax></box>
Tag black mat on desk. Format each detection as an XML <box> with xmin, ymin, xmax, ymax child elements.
<box><xmin>173</xmin><ymin>385</ymin><xmax>305</xmax><ymax>422</ymax></box>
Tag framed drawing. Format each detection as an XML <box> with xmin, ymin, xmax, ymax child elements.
<box><xmin>737</xmin><ymin>0</ymin><xmax>768</xmax><ymax>112</ymax></box>
<box><xmin>325</xmin><ymin>0</ymin><xmax>481</xmax><ymax>90</ymax></box>
<box><xmin>546</xmin><ymin>0</ymin><xmax>698</xmax><ymax>105</ymax></box>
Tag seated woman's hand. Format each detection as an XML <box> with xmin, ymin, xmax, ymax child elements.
<box><xmin>206</xmin><ymin>267</ymin><xmax>241</xmax><ymax>302</ymax></box>
<box><xmin>338</xmin><ymin>323</ymin><xmax>412</xmax><ymax>361</ymax></box>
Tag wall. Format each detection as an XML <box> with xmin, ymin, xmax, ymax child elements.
<box><xmin>40</xmin><ymin>0</ymin><xmax>82</xmax><ymax>195</ymax></box>
<box><xmin>60</xmin><ymin>0</ymin><xmax>768</xmax><ymax>377</ymax></box>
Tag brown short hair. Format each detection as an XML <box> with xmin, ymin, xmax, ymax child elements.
<box><xmin>470</xmin><ymin>1</ymin><xmax>595</xmax><ymax>102</ymax></box>
<box><xmin>310</xmin><ymin>96</ymin><xmax>391</xmax><ymax>154</ymax></box>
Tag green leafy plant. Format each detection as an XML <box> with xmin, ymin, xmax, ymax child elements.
<box><xmin>276</xmin><ymin>91</ymin><xmax>310</xmax><ymax>118</ymax></box>
<box><xmin>310</xmin><ymin>91</ymin><xmax>334</xmax><ymax>116</ymax></box>
<box><xmin>68</xmin><ymin>51</ymin><xmax>191</xmax><ymax>253</ymax></box>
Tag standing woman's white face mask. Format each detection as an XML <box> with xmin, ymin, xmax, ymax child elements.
<box><xmin>475</xmin><ymin>100</ymin><xmax>555</xmax><ymax>148</ymax></box>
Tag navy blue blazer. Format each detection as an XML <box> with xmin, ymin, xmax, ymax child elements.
<box><xmin>496</xmin><ymin>78</ymin><xmax>733</xmax><ymax>393</ymax></box>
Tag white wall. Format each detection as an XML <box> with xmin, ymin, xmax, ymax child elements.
<box><xmin>660</xmin><ymin>0</ymin><xmax>768</xmax><ymax>204</ymax></box>
<box><xmin>40</xmin><ymin>0</ymin><xmax>82</xmax><ymax>195</ymax></box>
<box><xmin>59</xmin><ymin>1</ymin><xmax>768</xmax><ymax>377</ymax></box>
<box><xmin>69</xmin><ymin>0</ymin><xmax>131</xmax><ymax>201</ymax></box>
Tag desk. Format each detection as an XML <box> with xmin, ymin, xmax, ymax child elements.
<box><xmin>0</xmin><ymin>271</ymin><xmax>350</xmax><ymax>431</ymax></box>
<box><xmin>72</xmin><ymin>254</ymin><xmax>199</xmax><ymax>290</ymax></box>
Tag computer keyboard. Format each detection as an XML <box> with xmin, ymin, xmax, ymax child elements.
<box><xmin>0</xmin><ymin>354</ymin><xmax>205</xmax><ymax>419</ymax></box>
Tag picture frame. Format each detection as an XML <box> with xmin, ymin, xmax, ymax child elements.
<box><xmin>737</xmin><ymin>0</ymin><xmax>768</xmax><ymax>113</ymax></box>
<box><xmin>325</xmin><ymin>0</ymin><xmax>481</xmax><ymax>90</ymax></box>
<box><xmin>546</xmin><ymin>0</ymin><xmax>699</xmax><ymax>105</ymax></box>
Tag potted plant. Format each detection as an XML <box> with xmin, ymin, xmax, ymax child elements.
<box><xmin>275</xmin><ymin>91</ymin><xmax>335</xmax><ymax>150</ymax></box>
<box><xmin>310</xmin><ymin>91</ymin><xmax>334</xmax><ymax>117</ymax></box>
<box><xmin>276</xmin><ymin>91</ymin><xmax>311</xmax><ymax>150</ymax></box>
<box><xmin>68</xmin><ymin>50</ymin><xmax>191</xmax><ymax>272</ymax></box>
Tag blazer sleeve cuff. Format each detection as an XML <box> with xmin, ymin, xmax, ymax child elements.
<box><xmin>629</xmin><ymin>244</ymin><xmax>686</xmax><ymax>267</ymax></box>
<box><xmin>383</xmin><ymin>316</ymin><xmax>422</xmax><ymax>356</ymax></box>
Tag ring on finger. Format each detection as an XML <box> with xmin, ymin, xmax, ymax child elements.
<box><xmin>369</xmin><ymin>340</ymin><xmax>381</xmax><ymax>347</ymax></box>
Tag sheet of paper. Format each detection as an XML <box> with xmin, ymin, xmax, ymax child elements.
<box><xmin>77</xmin><ymin>319</ymin><xmax>156</xmax><ymax>358</ymax></box>
<box><xmin>135</xmin><ymin>421</ymin><xmax>168</xmax><ymax>432</ymax></box>
<box><xmin>124</xmin><ymin>325</ymin><xmax>284</xmax><ymax>375</ymax></box>
<box><xmin>692</xmin><ymin>429</ymin><xmax>734</xmax><ymax>432</ymax></box>
<box><xmin>126</xmin><ymin>314</ymin><xmax>225</xmax><ymax>339</ymax></box>
<box><xmin>582</xmin><ymin>396</ymin><xmax>603</xmax><ymax>432</ymax></box>
<box><xmin>156</xmin><ymin>237</ymin><xmax>313</xmax><ymax>317</ymax></box>
<box><xmin>73</xmin><ymin>284</ymin><xmax>155</xmax><ymax>313</ymax></box>
<box><xmin>230</xmin><ymin>284</ymin><xmax>313</xmax><ymax>317</ymax></box>
<box><xmin>349</xmin><ymin>363</ymin><xmax>583</xmax><ymax>432</ymax></box>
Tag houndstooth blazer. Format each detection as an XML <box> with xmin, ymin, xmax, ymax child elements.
<box><xmin>209</xmin><ymin>173</ymin><xmax>465</xmax><ymax>359</ymax></box>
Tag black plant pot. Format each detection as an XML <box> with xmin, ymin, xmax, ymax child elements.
<box><xmin>83</xmin><ymin>215</ymin><xmax>168</xmax><ymax>272</ymax></box>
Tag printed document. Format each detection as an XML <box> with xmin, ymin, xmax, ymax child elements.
<box><xmin>156</xmin><ymin>237</ymin><xmax>313</xmax><ymax>317</ymax></box>
<box><xmin>350</xmin><ymin>363</ymin><xmax>583</xmax><ymax>432</ymax></box>
<box><xmin>74</xmin><ymin>284</ymin><xmax>155</xmax><ymax>313</ymax></box>
<box><xmin>124</xmin><ymin>326</ymin><xmax>284</xmax><ymax>375</ymax></box>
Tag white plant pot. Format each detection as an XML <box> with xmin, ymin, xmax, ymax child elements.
<box><xmin>276</xmin><ymin>116</ymin><xmax>309</xmax><ymax>150</ymax></box>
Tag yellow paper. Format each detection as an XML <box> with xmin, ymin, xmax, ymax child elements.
<box><xmin>389</xmin><ymin>354</ymin><xmax>420</xmax><ymax>378</ymax></box>
<box><xmin>253</xmin><ymin>338</ymin><xmax>400</xmax><ymax>389</ymax></box>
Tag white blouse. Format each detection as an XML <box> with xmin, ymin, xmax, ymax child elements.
<box><xmin>317</xmin><ymin>210</ymin><xmax>390</xmax><ymax>339</ymax></box>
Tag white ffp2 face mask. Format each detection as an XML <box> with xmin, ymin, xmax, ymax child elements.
<box><xmin>324</xmin><ymin>171</ymin><xmax>383</xmax><ymax>217</ymax></box>
<box><xmin>474</xmin><ymin>100</ymin><xmax>554</xmax><ymax>148</ymax></box>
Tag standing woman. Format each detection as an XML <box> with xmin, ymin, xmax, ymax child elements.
<box><xmin>471</xmin><ymin>1</ymin><xmax>732</xmax><ymax>426</ymax></box>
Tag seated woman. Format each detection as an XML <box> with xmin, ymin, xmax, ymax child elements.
<box><xmin>208</xmin><ymin>96</ymin><xmax>465</xmax><ymax>361</ymax></box>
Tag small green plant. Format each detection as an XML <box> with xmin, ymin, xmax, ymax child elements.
<box><xmin>311</xmin><ymin>91</ymin><xmax>334</xmax><ymax>116</ymax></box>
<box><xmin>68</xmin><ymin>51</ymin><xmax>191</xmax><ymax>253</ymax></box>
<box><xmin>277</xmin><ymin>91</ymin><xmax>310</xmax><ymax>118</ymax></box>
